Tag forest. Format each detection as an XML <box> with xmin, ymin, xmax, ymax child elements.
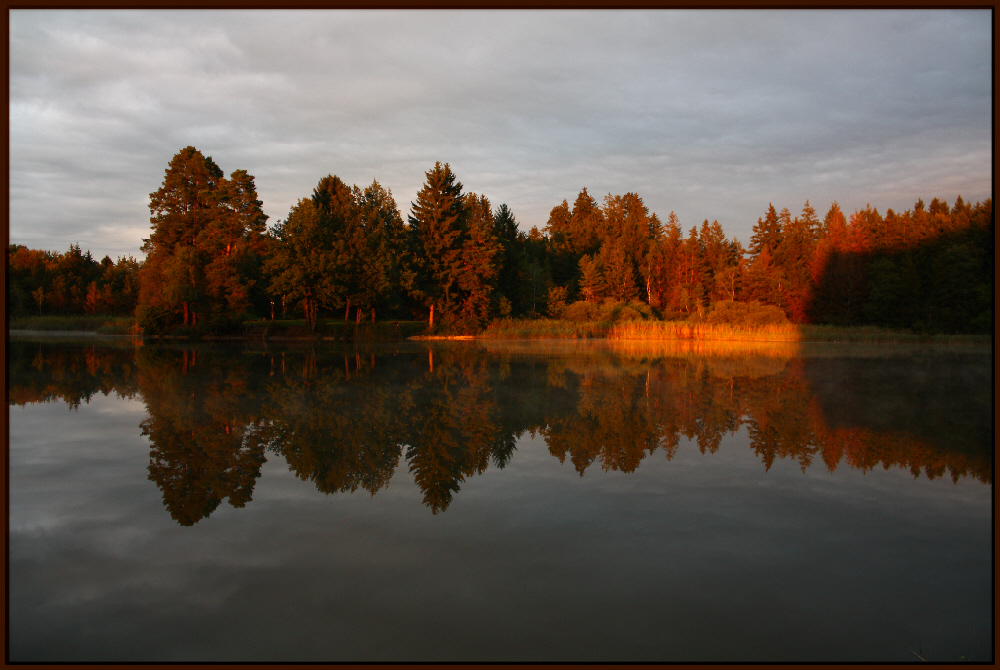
<box><xmin>7</xmin><ymin>146</ymin><xmax>993</xmax><ymax>335</ymax></box>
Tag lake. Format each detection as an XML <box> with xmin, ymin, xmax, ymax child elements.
<box><xmin>6</xmin><ymin>335</ymin><xmax>993</xmax><ymax>662</ymax></box>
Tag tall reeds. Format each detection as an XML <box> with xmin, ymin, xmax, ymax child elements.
<box><xmin>479</xmin><ymin>318</ymin><xmax>991</xmax><ymax>345</ymax></box>
<box><xmin>608</xmin><ymin>320</ymin><xmax>800</xmax><ymax>342</ymax></box>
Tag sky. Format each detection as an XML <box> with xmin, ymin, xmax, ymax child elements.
<box><xmin>8</xmin><ymin>9</ymin><xmax>993</xmax><ymax>261</ymax></box>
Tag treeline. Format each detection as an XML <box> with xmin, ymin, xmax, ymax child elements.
<box><xmin>135</xmin><ymin>148</ymin><xmax>544</xmax><ymax>334</ymax></box>
<box><xmin>8</xmin><ymin>146</ymin><xmax>993</xmax><ymax>334</ymax></box>
<box><xmin>543</xmin><ymin>190</ymin><xmax>992</xmax><ymax>333</ymax></box>
<box><xmin>8</xmin><ymin>341</ymin><xmax>992</xmax><ymax>522</ymax></box>
<box><xmin>7</xmin><ymin>244</ymin><xmax>140</xmax><ymax>317</ymax></box>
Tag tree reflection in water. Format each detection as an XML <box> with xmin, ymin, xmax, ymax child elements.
<box><xmin>8</xmin><ymin>339</ymin><xmax>992</xmax><ymax>525</ymax></box>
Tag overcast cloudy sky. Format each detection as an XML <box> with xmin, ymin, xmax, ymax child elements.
<box><xmin>9</xmin><ymin>9</ymin><xmax>992</xmax><ymax>260</ymax></box>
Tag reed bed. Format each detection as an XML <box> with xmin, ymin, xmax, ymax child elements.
<box><xmin>479</xmin><ymin>318</ymin><xmax>611</xmax><ymax>339</ymax></box>
<box><xmin>608</xmin><ymin>320</ymin><xmax>801</xmax><ymax>342</ymax></box>
<box><xmin>480</xmin><ymin>318</ymin><xmax>799</xmax><ymax>342</ymax></box>
<box><xmin>480</xmin><ymin>317</ymin><xmax>991</xmax><ymax>345</ymax></box>
<box><xmin>605</xmin><ymin>337</ymin><xmax>801</xmax><ymax>360</ymax></box>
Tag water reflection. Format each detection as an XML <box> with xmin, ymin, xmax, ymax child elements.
<box><xmin>8</xmin><ymin>339</ymin><xmax>992</xmax><ymax>524</ymax></box>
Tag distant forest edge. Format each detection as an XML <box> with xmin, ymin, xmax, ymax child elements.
<box><xmin>7</xmin><ymin>146</ymin><xmax>993</xmax><ymax>337</ymax></box>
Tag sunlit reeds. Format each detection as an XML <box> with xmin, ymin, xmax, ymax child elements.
<box><xmin>479</xmin><ymin>318</ymin><xmax>610</xmax><ymax>339</ymax></box>
<box><xmin>478</xmin><ymin>317</ymin><xmax>992</xmax><ymax>345</ymax></box>
<box><xmin>608</xmin><ymin>320</ymin><xmax>801</xmax><ymax>342</ymax></box>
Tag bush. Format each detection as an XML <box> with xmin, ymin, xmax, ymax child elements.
<box><xmin>547</xmin><ymin>286</ymin><xmax>568</xmax><ymax>318</ymax></box>
<box><xmin>136</xmin><ymin>304</ymin><xmax>172</xmax><ymax>335</ymax></box>
<box><xmin>562</xmin><ymin>300</ymin><xmax>599</xmax><ymax>322</ymax></box>
<box><xmin>594</xmin><ymin>299</ymin><xmax>653</xmax><ymax>323</ymax></box>
<box><xmin>616</xmin><ymin>305</ymin><xmax>643</xmax><ymax>322</ymax></box>
<box><xmin>706</xmin><ymin>300</ymin><xmax>789</xmax><ymax>328</ymax></box>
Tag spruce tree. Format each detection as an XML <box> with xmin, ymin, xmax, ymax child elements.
<box><xmin>404</xmin><ymin>163</ymin><xmax>498</xmax><ymax>332</ymax></box>
<box><xmin>138</xmin><ymin>147</ymin><xmax>267</xmax><ymax>332</ymax></box>
<box><xmin>578</xmin><ymin>254</ymin><xmax>606</xmax><ymax>303</ymax></box>
<box><xmin>749</xmin><ymin>203</ymin><xmax>783</xmax><ymax>258</ymax></box>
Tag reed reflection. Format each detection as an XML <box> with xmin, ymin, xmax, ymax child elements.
<box><xmin>8</xmin><ymin>340</ymin><xmax>992</xmax><ymax>525</ymax></box>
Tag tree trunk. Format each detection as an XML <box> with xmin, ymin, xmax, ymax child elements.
<box><xmin>183</xmin><ymin>302</ymin><xmax>189</xmax><ymax>325</ymax></box>
<box><xmin>371</xmin><ymin>308</ymin><xmax>375</xmax><ymax>323</ymax></box>
<box><xmin>345</xmin><ymin>297</ymin><xmax>351</xmax><ymax>322</ymax></box>
<box><xmin>356</xmin><ymin>306</ymin><xmax>361</xmax><ymax>325</ymax></box>
<box><xmin>429</xmin><ymin>304</ymin><xmax>434</xmax><ymax>328</ymax></box>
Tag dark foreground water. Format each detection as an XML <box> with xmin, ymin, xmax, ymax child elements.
<box><xmin>7</xmin><ymin>336</ymin><xmax>993</xmax><ymax>662</ymax></box>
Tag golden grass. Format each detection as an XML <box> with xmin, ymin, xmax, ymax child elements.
<box><xmin>479</xmin><ymin>318</ymin><xmax>610</xmax><ymax>339</ymax></box>
<box><xmin>480</xmin><ymin>318</ymin><xmax>992</xmax><ymax>345</ymax></box>
<box><xmin>608</xmin><ymin>320</ymin><xmax>800</xmax><ymax>342</ymax></box>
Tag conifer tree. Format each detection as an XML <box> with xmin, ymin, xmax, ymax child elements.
<box><xmin>749</xmin><ymin>203</ymin><xmax>783</xmax><ymax>258</ymax></box>
<box><xmin>404</xmin><ymin>163</ymin><xmax>498</xmax><ymax>332</ymax></box>
<box><xmin>354</xmin><ymin>180</ymin><xmax>407</xmax><ymax>320</ymax></box>
<box><xmin>578</xmin><ymin>254</ymin><xmax>606</xmax><ymax>303</ymax></box>
<box><xmin>600</xmin><ymin>239</ymin><xmax>639</xmax><ymax>302</ymax></box>
<box><xmin>265</xmin><ymin>198</ymin><xmax>339</xmax><ymax>330</ymax></box>
<box><xmin>138</xmin><ymin>147</ymin><xmax>267</xmax><ymax>332</ymax></box>
<box><xmin>492</xmin><ymin>203</ymin><xmax>530</xmax><ymax>316</ymax></box>
<box><xmin>569</xmin><ymin>187</ymin><xmax>604</xmax><ymax>256</ymax></box>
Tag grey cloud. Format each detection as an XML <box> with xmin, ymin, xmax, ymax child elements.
<box><xmin>8</xmin><ymin>9</ymin><xmax>991</xmax><ymax>257</ymax></box>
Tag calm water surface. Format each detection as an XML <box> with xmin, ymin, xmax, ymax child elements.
<box><xmin>7</xmin><ymin>336</ymin><xmax>993</xmax><ymax>662</ymax></box>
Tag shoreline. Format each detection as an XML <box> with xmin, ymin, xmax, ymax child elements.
<box><xmin>8</xmin><ymin>328</ymin><xmax>992</xmax><ymax>347</ymax></box>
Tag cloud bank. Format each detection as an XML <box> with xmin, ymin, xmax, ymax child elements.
<box><xmin>9</xmin><ymin>9</ymin><xmax>992</xmax><ymax>259</ymax></box>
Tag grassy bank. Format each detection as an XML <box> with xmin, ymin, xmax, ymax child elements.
<box><xmin>12</xmin><ymin>314</ymin><xmax>989</xmax><ymax>346</ymax></box>
<box><xmin>9</xmin><ymin>315</ymin><xmax>138</xmax><ymax>335</ymax></box>
<box><xmin>479</xmin><ymin>317</ymin><xmax>992</xmax><ymax>344</ymax></box>
<box><xmin>241</xmin><ymin>319</ymin><xmax>427</xmax><ymax>341</ymax></box>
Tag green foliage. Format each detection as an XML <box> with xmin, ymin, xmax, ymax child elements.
<box><xmin>136</xmin><ymin>304</ymin><xmax>172</xmax><ymax>335</ymax></box>
<box><xmin>264</xmin><ymin>174</ymin><xmax>407</xmax><ymax>330</ymax></box>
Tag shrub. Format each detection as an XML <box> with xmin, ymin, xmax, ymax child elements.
<box><xmin>706</xmin><ymin>300</ymin><xmax>789</xmax><ymax>328</ymax></box>
<box><xmin>616</xmin><ymin>305</ymin><xmax>643</xmax><ymax>322</ymax></box>
<box><xmin>562</xmin><ymin>300</ymin><xmax>599</xmax><ymax>322</ymax></box>
<box><xmin>547</xmin><ymin>286</ymin><xmax>568</xmax><ymax>318</ymax></box>
<box><xmin>136</xmin><ymin>304</ymin><xmax>171</xmax><ymax>335</ymax></box>
<box><xmin>594</xmin><ymin>299</ymin><xmax>653</xmax><ymax>323</ymax></box>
